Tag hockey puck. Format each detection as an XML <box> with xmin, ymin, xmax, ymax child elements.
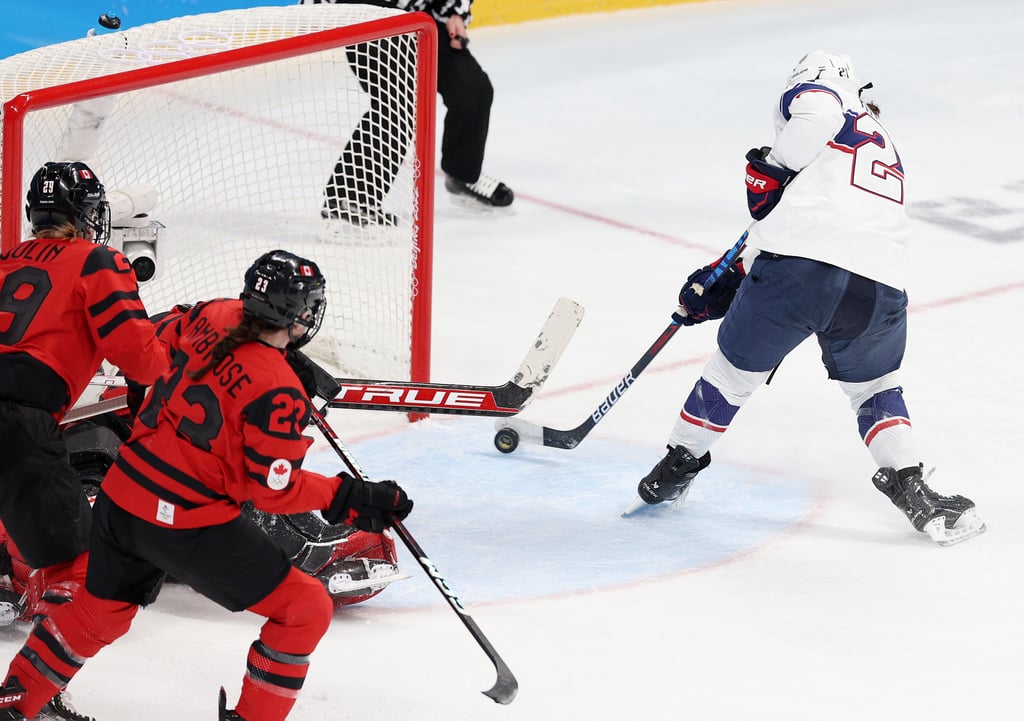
<box><xmin>493</xmin><ymin>428</ymin><xmax>519</xmax><ymax>454</ymax></box>
<box><xmin>98</xmin><ymin>13</ymin><xmax>121</xmax><ymax>30</ymax></box>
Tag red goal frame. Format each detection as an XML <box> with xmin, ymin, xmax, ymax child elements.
<box><xmin>0</xmin><ymin>13</ymin><xmax>436</xmax><ymax>389</ymax></box>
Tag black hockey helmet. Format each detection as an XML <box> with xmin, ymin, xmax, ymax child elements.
<box><xmin>242</xmin><ymin>250</ymin><xmax>326</xmax><ymax>349</ymax></box>
<box><xmin>25</xmin><ymin>161</ymin><xmax>110</xmax><ymax>243</ymax></box>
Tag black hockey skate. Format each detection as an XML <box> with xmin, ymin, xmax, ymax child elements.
<box><xmin>35</xmin><ymin>691</ymin><xmax>94</xmax><ymax>721</ymax></box>
<box><xmin>623</xmin><ymin>445</ymin><xmax>711</xmax><ymax>515</ymax></box>
<box><xmin>218</xmin><ymin>687</ymin><xmax>246</xmax><ymax>721</ymax></box>
<box><xmin>0</xmin><ymin>677</ymin><xmax>26</xmax><ymax>720</ymax></box>
<box><xmin>321</xmin><ymin>197</ymin><xmax>398</xmax><ymax>227</ymax></box>
<box><xmin>872</xmin><ymin>464</ymin><xmax>986</xmax><ymax>546</ymax></box>
<box><xmin>444</xmin><ymin>173</ymin><xmax>514</xmax><ymax>208</ymax></box>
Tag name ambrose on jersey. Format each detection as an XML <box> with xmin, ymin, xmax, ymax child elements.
<box><xmin>182</xmin><ymin>313</ymin><xmax>253</xmax><ymax>400</ymax></box>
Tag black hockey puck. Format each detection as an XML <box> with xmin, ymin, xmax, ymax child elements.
<box><xmin>493</xmin><ymin>428</ymin><xmax>519</xmax><ymax>454</ymax></box>
<box><xmin>98</xmin><ymin>13</ymin><xmax>121</xmax><ymax>30</ymax></box>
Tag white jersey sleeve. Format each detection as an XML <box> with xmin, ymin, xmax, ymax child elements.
<box><xmin>766</xmin><ymin>88</ymin><xmax>845</xmax><ymax>171</ymax></box>
<box><xmin>750</xmin><ymin>79</ymin><xmax>911</xmax><ymax>290</ymax></box>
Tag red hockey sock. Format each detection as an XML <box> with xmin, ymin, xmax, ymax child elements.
<box><xmin>234</xmin><ymin>568</ymin><xmax>333</xmax><ymax>721</ymax></box>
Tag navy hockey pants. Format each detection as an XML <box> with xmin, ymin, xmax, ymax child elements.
<box><xmin>717</xmin><ymin>254</ymin><xmax>908</xmax><ymax>383</ymax></box>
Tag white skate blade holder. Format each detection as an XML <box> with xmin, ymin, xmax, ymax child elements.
<box><xmin>325</xmin><ymin>563</ymin><xmax>412</xmax><ymax>595</ymax></box>
<box><xmin>923</xmin><ymin>507</ymin><xmax>987</xmax><ymax>547</ymax></box>
<box><xmin>624</xmin><ymin>484</ymin><xmax>987</xmax><ymax>546</ymax></box>
<box><xmin>621</xmin><ymin>488</ymin><xmax>690</xmax><ymax>518</ymax></box>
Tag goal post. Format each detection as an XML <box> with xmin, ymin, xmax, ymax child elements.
<box><xmin>0</xmin><ymin>4</ymin><xmax>436</xmax><ymax>390</ymax></box>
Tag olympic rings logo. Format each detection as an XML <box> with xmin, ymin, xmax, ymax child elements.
<box><xmin>97</xmin><ymin>29</ymin><xmax>234</xmax><ymax>65</ymax></box>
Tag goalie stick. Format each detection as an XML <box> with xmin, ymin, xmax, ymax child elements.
<box><xmin>66</xmin><ymin>297</ymin><xmax>584</xmax><ymax>423</ymax></box>
<box><xmin>308</xmin><ymin>409</ymin><xmax>519</xmax><ymax>705</ymax></box>
<box><xmin>492</xmin><ymin>229</ymin><xmax>749</xmax><ymax>454</ymax></box>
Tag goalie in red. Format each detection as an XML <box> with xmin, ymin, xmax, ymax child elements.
<box><xmin>0</xmin><ymin>250</ymin><xmax>413</xmax><ymax>721</ymax></box>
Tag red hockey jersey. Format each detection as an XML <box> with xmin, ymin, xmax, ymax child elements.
<box><xmin>101</xmin><ymin>299</ymin><xmax>342</xmax><ymax>528</ymax></box>
<box><xmin>0</xmin><ymin>238</ymin><xmax>168</xmax><ymax>417</ymax></box>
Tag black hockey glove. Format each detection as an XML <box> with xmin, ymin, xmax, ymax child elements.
<box><xmin>124</xmin><ymin>378</ymin><xmax>149</xmax><ymax>421</ymax></box>
<box><xmin>324</xmin><ymin>473</ymin><xmax>413</xmax><ymax>532</ymax></box>
<box><xmin>744</xmin><ymin>146</ymin><xmax>797</xmax><ymax>220</ymax></box>
<box><xmin>672</xmin><ymin>259</ymin><xmax>746</xmax><ymax>326</ymax></box>
<box><xmin>285</xmin><ymin>350</ymin><xmax>319</xmax><ymax>399</ymax></box>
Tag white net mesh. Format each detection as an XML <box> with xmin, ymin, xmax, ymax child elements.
<box><xmin>0</xmin><ymin>5</ymin><xmax>433</xmax><ymax>380</ymax></box>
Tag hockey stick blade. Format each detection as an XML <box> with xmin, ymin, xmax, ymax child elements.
<box><xmin>391</xmin><ymin>518</ymin><xmax>519</xmax><ymax>705</ymax></box>
<box><xmin>60</xmin><ymin>396</ymin><xmax>128</xmax><ymax>425</ymax></box>
<box><xmin>493</xmin><ymin>228</ymin><xmax>750</xmax><ymax>453</ymax></box>
<box><xmin>329</xmin><ymin>297</ymin><xmax>583</xmax><ymax>416</ymax></box>
<box><xmin>307</xmin><ymin>411</ymin><xmax>518</xmax><ymax>704</ymax></box>
<box><xmin>493</xmin><ymin>321</ymin><xmax>682</xmax><ymax>452</ymax></box>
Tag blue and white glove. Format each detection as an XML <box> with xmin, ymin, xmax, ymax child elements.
<box><xmin>672</xmin><ymin>260</ymin><xmax>746</xmax><ymax>326</ymax></box>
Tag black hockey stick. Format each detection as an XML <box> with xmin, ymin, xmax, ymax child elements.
<box><xmin>68</xmin><ymin>297</ymin><xmax>584</xmax><ymax>424</ymax></box>
<box><xmin>308</xmin><ymin>409</ymin><xmax>518</xmax><ymax>705</ymax></box>
<box><xmin>492</xmin><ymin>228</ymin><xmax>749</xmax><ymax>453</ymax></box>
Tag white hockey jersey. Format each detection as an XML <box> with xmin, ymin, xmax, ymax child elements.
<box><xmin>750</xmin><ymin>78</ymin><xmax>911</xmax><ymax>290</ymax></box>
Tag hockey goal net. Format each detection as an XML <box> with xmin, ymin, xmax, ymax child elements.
<box><xmin>0</xmin><ymin>4</ymin><xmax>436</xmax><ymax>384</ymax></box>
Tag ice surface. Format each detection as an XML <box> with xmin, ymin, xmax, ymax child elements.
<box><xmin>2</xmin><ymin>0</ymin><xmax>1021</xmax><ymax>718</ymax></box>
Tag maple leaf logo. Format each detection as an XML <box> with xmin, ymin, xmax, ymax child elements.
<box><xmin>266</xmin><ymin>458</ymin><xmax>292</xmax><ymax>491</ymax></box>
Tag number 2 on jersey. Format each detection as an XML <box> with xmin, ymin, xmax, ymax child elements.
<box><xmin>834</xmin><ymin>113</ymin><xmax>905</xmax><ymax>204</ymax></box>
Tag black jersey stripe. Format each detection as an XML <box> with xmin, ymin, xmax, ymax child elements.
<box><xmin>129</xmin><ymin>442</ymin><xmax>232</xmax><ymax>502</ymax></box>
<box><xmin>113</xmin><ymin>455</ymin><xmax>201</xmax><ymax>510</ymax></box>
<box><xmin>88</xmin><ymin>289</ymin><xmax>142</xmax><ymax>316</ymax></box>
<box><xmin>243</xmin><ymin>445</ymin><xmax>305</xmax><ymax>470</ymax></box>
<box><xmin>95</xmin><ymin>308</ymin><xmax>150</xmax><ymax>338</ymax></box>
